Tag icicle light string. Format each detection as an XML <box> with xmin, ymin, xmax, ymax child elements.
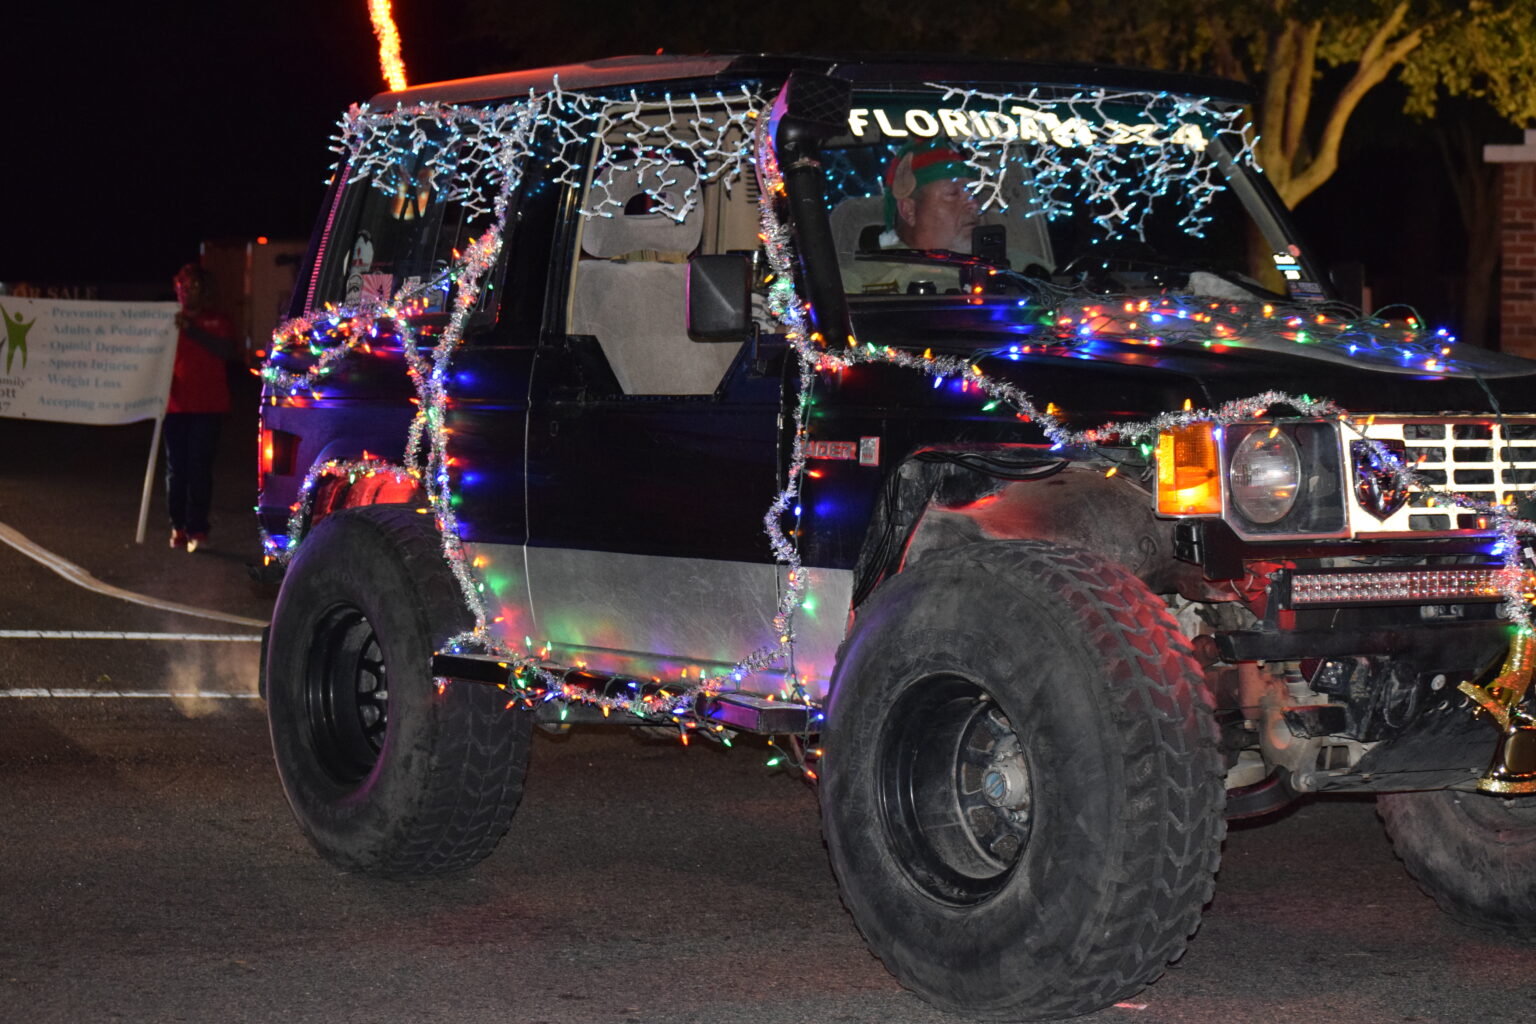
<box><xmin>333</xmin><ymin>85</ymin><xmax>761</xmax><ymax>224</ymax></box>
<box><xmin>925</xmin><ymin>84</ymin><xmax>1252</xmax><ymax>238</ymax></box>
<box><xmin>259</xmin><ymin>84</ymin><xmax>1536</xmax><ymax>741</ymax></box>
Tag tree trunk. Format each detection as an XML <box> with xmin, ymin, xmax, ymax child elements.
<box><xmin>1259</xmin><ymin>5</ymin><xmax>1424</xmax><ymax>209</ymax></box>
<box><xmin>1463</xmin><ymin>208</ymin><xmax>1501</xmax><ymax>349</ymax></box>
<box><xmin>1437</xmin><ymin>115</ymin><xmax>1506</xmax><ymax>349</ymax></box>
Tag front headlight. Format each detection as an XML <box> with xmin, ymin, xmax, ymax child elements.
<box><xmin>1221</xmin><ymin>422</ymin><xmax>1346</xmax><ymax>538</ymax></box>
<box><xmin>1229</xmin><ymin>431</ymin><xmax>1300</xmax><ymax>523</ymax></box>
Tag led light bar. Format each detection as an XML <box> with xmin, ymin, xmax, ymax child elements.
<box><xmin>1289</xmin><ymin>568</ymin><xmax>1523</xmax><ymax>607</ymax></box>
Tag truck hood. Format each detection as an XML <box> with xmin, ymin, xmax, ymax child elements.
<box><xmin>847</xmin><ymin>297</ymin><xmax>1536</xmax><ymax>422</ymax></box>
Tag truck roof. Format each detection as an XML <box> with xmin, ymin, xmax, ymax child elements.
<box><xmin>370</xmin><ymin>53</ymin><xmax>1254</xmax><ymax>107</ymax></box>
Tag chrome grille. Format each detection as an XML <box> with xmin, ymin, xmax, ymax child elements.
<box><xmin>1352</xmin><ymin>419</ymin><xmax>1536</xmax><ymax>534</ymax></box>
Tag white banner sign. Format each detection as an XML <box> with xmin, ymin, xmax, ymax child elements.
<box><xmin>0</xmin><ymin>297</ymin><xmax>177</xmax><ymax>425</ymax></box>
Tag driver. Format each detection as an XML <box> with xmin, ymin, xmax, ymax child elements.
<box><xmin>884</xmin><ymin>140</ymin><xmax>981</xmax><ymax>251</ymax></box>
<box><xmin>846</xmin><ymin>140</ymin><xmax>981</xmax><ymax>294</ymax></box>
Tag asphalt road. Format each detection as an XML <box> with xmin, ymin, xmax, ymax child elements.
<box><xmin>4</xmin><ymin>401</ymin><xmax>1536</xmax><ymax>1024</ymax></box>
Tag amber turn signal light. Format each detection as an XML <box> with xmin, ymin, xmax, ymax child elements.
<box><xmin>1156</xmin><ymin>423</ymin><xmax>1222</xmax><ymax>515</ymax></box>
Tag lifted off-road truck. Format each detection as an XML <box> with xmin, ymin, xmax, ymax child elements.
<box><xmin>258</xmin><ymin>54</ymin><xmax>1536</xmax><ymax>1021</ymax></box>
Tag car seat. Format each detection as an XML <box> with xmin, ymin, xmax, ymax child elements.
<box><xmin>570</xmin><ymin>165</ymin><xmax>740</xmax><ymax>395</ymax></box>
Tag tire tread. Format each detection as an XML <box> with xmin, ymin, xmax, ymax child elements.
<box><xmin>1378</xmin><ymin>788</ymin><xmax>1536</xmax><ymax>941</ymax></box>
<box><xmin>268</xmin><ymin>505</ymin><xmax>532</xmax><ymax>879</ymax></box>
<box><xmin>825</xmin><ymin>541</ymin><xmax>1225</xmax><ymax>1020</ymax></box>
<box><xmin>367</xmin><ymin>506</ymin><xmax>528</xmax><ymax>877</ymax></box>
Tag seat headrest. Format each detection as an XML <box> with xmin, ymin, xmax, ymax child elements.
<box><xmin>829</xmin><ymin>195</ymin><xmax>887</xmax><ymax>258</ymax></box>
<box><xmin>582</xmin><ymin>165</ymin><xmax>703</xmax><ymax>258</ymax></box>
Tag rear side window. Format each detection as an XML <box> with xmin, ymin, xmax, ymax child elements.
<box><xmin>313</xmin><ymin>141</ymin><xmax>496</xmax><ymax>317</ymax></box>
<box><xmin>563</xmin><ymin>100</ymin><xmax>763</xmax><ymax>395</ymax></box>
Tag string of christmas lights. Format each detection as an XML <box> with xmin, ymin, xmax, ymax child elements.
<box><xmin>926</xmin><ymin>83</ymin><xmax>1253</xmax><ymax>238</ymax></box>
<box><xmin>577</xmin><ymin>87</ymin><xmax>762</xmax><ymax>220</ymax></box>
<box><xmin>333</xmin><ymin>85</ymin><xmax>761</xmax><ymax>224</ymax></box>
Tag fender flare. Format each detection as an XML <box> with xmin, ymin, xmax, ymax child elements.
<box><xmin>851</xmin><ymin>451</ymin><xmax>1192</xmax><ymax>605</ymax></box>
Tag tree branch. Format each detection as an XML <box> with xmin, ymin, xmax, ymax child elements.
<box><xmin>1283</xmin><ymin>20</ymin><xmax>1321</xmax><ymax>164</ymax></box>
<box><xmin>1280</xmin><ymin>8</ymin><xmax>1425</xmax><ymax>206</ymax></box>
<box><xmin>1357</xmin><ymin>0</ymin><xmax>1411</xmax><ymax>71</ymax></box>
<box><xmin>1260</xmin><ymin>20</ymin><xmax>1298</xmax><ymax>191</ymax></box>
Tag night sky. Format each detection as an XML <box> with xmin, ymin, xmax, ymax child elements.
<box><xmin>8</xmin><ymin>3</ymin><xmax>443</xmax><ymax>289</ymax></box>
<box><xmin>6</xmin><ymin>3</ymin><xmax>1489</xmax><ymax>331</ymax></box>
<box><xmin>5</xmin><ymin>2</ymin><xmax>757</xmax><ymax>291</ymax></box>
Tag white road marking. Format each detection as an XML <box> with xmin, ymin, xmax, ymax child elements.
<box><xmin>0</xmin><ymin>519</ymin><xmax>269</xmax><ymax>628</ymax></box>
<box><xmin>0</xmin><ymin>630</ymin><xmax>261</xmax><ymax>641</ymax></box>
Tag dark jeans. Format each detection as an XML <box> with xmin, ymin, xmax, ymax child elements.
<box><xmin>163</xmin><ymin>412</ymin><xmax>221</xmax><ymax>535</ymax></box>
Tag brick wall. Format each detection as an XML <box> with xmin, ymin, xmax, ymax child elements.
<box><xmin>1502</xmin><ymin>163</ymin><xmax>1536</xmax><ymax>359</ymax></box>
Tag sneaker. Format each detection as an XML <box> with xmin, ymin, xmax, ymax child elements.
<box><xmin>186</xmin><ymin>532</ymin><xmax>207</xmax><ymax>553</ymax></box>
<box><xmin>170</xmin><ymin>529</ymin><xmax>188</xmax><ymax>550</ymax></box>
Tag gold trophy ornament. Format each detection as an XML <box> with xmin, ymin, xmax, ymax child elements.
<box><xmin>1459</xmin><ymin>623</ymin><xmax>1536</xmax><ymax>793</ymax></box>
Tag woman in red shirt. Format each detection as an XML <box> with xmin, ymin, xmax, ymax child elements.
<box><xmin>166</xmin><ymin>262</ymin><xmax>233</xmax><ymax>551</ymax></box>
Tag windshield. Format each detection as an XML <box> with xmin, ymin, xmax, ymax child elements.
<box><xmin>823</xmin><ymin>88</ymin><xmax>1319</xmax><ymax>302</ymax></box>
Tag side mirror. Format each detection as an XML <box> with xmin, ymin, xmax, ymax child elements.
<box><xmin>687</xmin><ymin>254</ymin><xmax>752</xmax><ymax>342</ymax></box>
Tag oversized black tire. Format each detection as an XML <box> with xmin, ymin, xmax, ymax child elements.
<box><xmin>265</xmin><ymin>505</ymin><xmax>532</xmax><ymax>878</ymax></box>
<box><xmin>1378</xmin><ymin>787</ymin><xmax>1536</xmax><ymax>939</ymax></box>
<box><xmin>821</xmin><ymin>541</ymin><xmax>1224</xmax><ymax>1021</ymax></box>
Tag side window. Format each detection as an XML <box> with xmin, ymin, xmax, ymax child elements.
<box><xmin>488</xmin><ymin>137</ymin><xmax>563</xmax><ymax>346</ymax></box>
<box><xmin>564</xmin><ymin>105</ymin><xmax>759</xmax><ymax>396</ymax></box>
<box><xmin>312</xmin><ymin>145</ymin><xmax>499</xmax><ymax>320</ymax></box>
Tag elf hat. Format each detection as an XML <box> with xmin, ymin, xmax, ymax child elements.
<box><xmin>884</xmin><ymin>140</ymin><xmax>976</xmax><ymax>229</ymax></box>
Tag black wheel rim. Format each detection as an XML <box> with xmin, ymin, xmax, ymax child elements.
<box><xmin>879</xmin><ymin>674</ymin><xmax>1033</xmax><ymax>905</ymax></box>
<box><xmin>303</xmin><ymin>604</ymin><xmax>389</xmax><ymax>786</ymax></box>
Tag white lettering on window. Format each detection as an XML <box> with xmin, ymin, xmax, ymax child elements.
<box><xmin>905</xmin><ymin>109</ymin><xmax>940</xmax><ymax>137</ymax></box>
<box><xmin>937</xmin><ymin>109</ymin><xmax>971</xmax><ymax>137</ymax></box>
<box><xmin>872</xmin><ymin>109</ymin><xmax>909</xmax><ymax>137</ymax></box>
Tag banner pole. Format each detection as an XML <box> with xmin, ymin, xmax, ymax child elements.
<box><xmin>135</xmin><ymin>414</ymin><xmax>164</xmax><ymax>545</ymax></box>
<box><xmin>136</xmin><ymin>301</ymin><xmax>179</xmax><ymax>545</ymax></box>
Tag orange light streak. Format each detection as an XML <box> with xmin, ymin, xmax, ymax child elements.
<box><xmin>368</xmin><ymin>0</ymin><xmax>409</xmax><ymax>92</ymax></box>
